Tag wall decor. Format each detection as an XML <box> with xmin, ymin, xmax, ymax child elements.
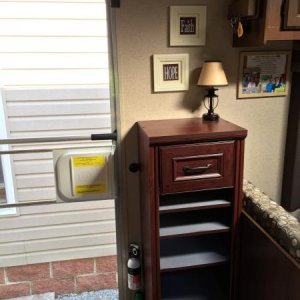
<box><xmin>238</xmin><ymin>51</ymin><xmax>291</xmax><ymax>99</ymax></box>
<box><xmin>170</xmin><ymin>6</ymin><xmax>206</xmax><ymax>46</ymax></box>
<box><xmin>282</xmin><ymin>0</ymin><xmax>300</xmax><ymax>30</ymax></box>
<box><xmin>153</xmin><ymin>53</ymin><xmax>189</xmax><ymax>92</ymax></box>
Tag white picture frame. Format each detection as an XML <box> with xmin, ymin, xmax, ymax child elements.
<box><xmin>170</xmin><ymin>6</ymin><xmax>207</xmax><ymax>46</ymax></box>
<box><xmin>153</xmin><ymin>53</ymin><xmax>189</xmax><ymax>92</ymax></box>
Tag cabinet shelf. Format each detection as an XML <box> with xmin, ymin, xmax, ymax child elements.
<box><xmin>160</xmin><ymin>210</ymin><xmax>231</xmax><ymax>239</ymax></box>
<box><xmin>161</xmin><ymin>267</ymin><xmax>229</xmax><ymax>300</ymax></box>
<box><xmin>160</xmin><ymin>221</ymin><xmax>230</xmax><ymax>238</ymax></box>
<box><xmin>160</xmin><ymin>191</ymin><xmax>232</xmax><ymax>214</ymax></box>
<box><xmin>160</xmin><ymin>250</ymin><xmax>228</xmax><ymax>272</ymax></box>
<box><xmin>160</xmin><ymin>236</ymin><xmax>229</xmax><ymax>272</ymax></box>
<box><xmin>159</xmin><ymin>199</ymin><xmax>231</xmax><ymax>213</ymax></box>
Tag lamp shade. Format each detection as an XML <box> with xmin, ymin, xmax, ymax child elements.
<box><xmin>197</xmin><ymin>61</ymin><xmax>228</xmax><ymax>87</ymax></box>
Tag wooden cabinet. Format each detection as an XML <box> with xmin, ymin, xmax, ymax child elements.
<box><xmin>137</xmin><ymin>118</ymin><xmax>247</xmax><ymax>299</ymax></box>
<box><xmin>228</xmin><ymin>0</ymin><xmax>300</xmax><ymax>46</ymax></box>
<box><xmin>282</xmin><ymin>0</ymin><xmax>300</xmax><ymax>30</ymax></box>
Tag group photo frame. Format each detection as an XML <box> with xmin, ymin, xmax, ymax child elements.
<box><xmin>169</xmin><ymin>6</ymin><xmax>207</xmax><ymax>46</ymax></box>
<box><xmin>153</xmin><ymin>53</ymin><xmax>189</xmax><ymax>92</ymax></box>
<box><xmin>238</xmin><ymin>51</ymin><xmax>291</xmax><ymax>99</ymax></box>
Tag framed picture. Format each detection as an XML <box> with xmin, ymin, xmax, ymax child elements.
<box><xmin>238</xmin><ymin>51</ymin><xmax>291</xmax><ymax>99</ymax></box>
<box><xmin>282</xmin><ymin>0</ymin><xmax>300</xmax><ymax>30</ymax></box>
<box><xmin>153</xmin><ymin>53</ymin><xmax>189</xmax><ymax>92</ymax></box>
<box><xmin>170</xmin><ymin>6</ymin><xmax>206</xmax><ymax>46</ymax></box>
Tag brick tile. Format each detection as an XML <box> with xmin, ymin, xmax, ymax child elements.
<box><xmin>95</xmin><ymin>256</ymin><xmax>117</xmax><ymax>273</ymax></box>
<box><xmin>32</xmin><ymin>278</ymin><xmax>75</xmax><ymax>296</ymax></box>
<box><xmin>52</xmin><ymin>258</ymin><xmax>94</xmax><ymax>278</ymax></box>
<box><xmin>6</xmin><ymin>263</ymin><xmax>49</xmax><ymax>282</ymax></box>
<box><xmin>0</xmin><ymin>268</ymin><xmax>5</xmax><ymax>284</ymax></box>
<box><xmin>0</xmin><ymin>282</ymin><xmax>30</xmax><ymax>299</ymax></box>
<box><xmin>76</xmin><ymin>273</ymin><xmax>117</xmax><ymax>293</ymax></box>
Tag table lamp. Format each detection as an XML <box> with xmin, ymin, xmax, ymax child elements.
<box><xmin>197</xmin><ymin>61</ymin><xmax>228</xmax><ymax>121</ymax></box>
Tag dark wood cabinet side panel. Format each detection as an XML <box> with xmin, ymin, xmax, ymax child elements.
<box><xmin>138</xmin><ymin>130</ymin><xmax>160</xmax><ymax>299</ymax></box>
<box><xmin>231</xmin><ymin>139</ymin><xmax>245</xmax><ymax>300</ymax></box>
<box><xmin>238</xmin><ymin>212</ymin><xmax>300</xmax><ymax>300</ymax></box>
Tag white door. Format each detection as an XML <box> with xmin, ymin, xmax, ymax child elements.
<box><xmin>0</xmin><ymin>1</ymin><xmax>121</xmax><ymax>299</ymax></box>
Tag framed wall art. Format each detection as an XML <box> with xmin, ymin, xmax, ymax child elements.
<box><xmin>238</xmin><ymin>51</ymin><xmax>291</xmax><ymax>99</ymax></box>
<box><xmin>153</xmin><ymin>53</ymin><xmax>189</xmax><ymax>92</ymax></box>
<box><xmin>170</xmin><ymin>6</ymin><xmax>207</xmax><ymax>46</ymax></box>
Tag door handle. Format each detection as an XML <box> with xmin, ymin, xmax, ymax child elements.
<box><xmin>183</xmin><ymin>164</ymin><xmax>212</xmax><ymax>175</ymax></box>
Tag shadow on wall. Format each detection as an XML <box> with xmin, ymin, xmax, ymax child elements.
<box><xmin>180</xmin><ymin>67</ymin><xmax>206</xmax><ymax>113</ymax></box>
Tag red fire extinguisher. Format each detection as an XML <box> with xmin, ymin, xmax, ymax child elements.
<box><xmin>128</xmin><ymin>243</ymin><xmax>141</xmax><ymax>291</ymax></box>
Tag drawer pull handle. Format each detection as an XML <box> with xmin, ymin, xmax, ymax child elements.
<box><xmin>183</xmin><ymin>164</ymin><xmax>212</xmax><ymax>174</ymax></box>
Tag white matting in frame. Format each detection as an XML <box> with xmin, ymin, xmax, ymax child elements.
<box><xmin>170</xmin><ymin>6</ymin><xmax>207</xmax><ymax>46</ymax></box>
<box><xmin>153</xmin><ymin>53</ymin><xmax>189</xmax><ymax>92</ymax></box>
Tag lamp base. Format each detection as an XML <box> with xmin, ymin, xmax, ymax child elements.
<box><xmin>202</xmin><ymin>87</ymin><xmax>220</xmax><ymax>121</ymax></box>
<box><xmin>202</xmin><ymin>112</ymin><xmax>219</xmax><ymax>121</ymax></box>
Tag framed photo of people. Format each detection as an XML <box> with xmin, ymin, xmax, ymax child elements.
<box><xmin>237</xmin><ymin>51</ymin><xmax>291</xmax><ymax>99</ymax></box>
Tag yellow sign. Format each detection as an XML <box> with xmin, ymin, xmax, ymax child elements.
<box><xmin>72</xmin><ymin>155</ymin><xmax>106</xmax><ymax>167</ymax></box>
<box><xmin>71</xmin><ymin>155</ymin><xmax>108</xmax><ymax>196</ymax></box>
<box><xmin>75</xmin><ymin>184</ymin><xmax>107</xmax><ymax>194</ymax></box>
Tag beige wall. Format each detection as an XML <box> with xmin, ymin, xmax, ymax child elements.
<box><xmin>115</xmin><ymin>0</ymin><xmax>292</xmax><ymax>244</ymax></box>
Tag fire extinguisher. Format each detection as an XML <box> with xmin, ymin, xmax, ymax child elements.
<box><xmin>127</xmin><ymin>243</ymin><xmax>141</xmax><ymax>291</ymax></box>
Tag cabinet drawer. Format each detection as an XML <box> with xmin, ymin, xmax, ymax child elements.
<box><xmin>160</xmin><ymin>141</ymin><xmax>235</xmax><ymax>194</ymax></box>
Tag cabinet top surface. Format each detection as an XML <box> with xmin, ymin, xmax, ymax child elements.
<box><xmin>137</xmin><ymin>118</ymin><xmax>247</xmax><ymax>145</ymax></box>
